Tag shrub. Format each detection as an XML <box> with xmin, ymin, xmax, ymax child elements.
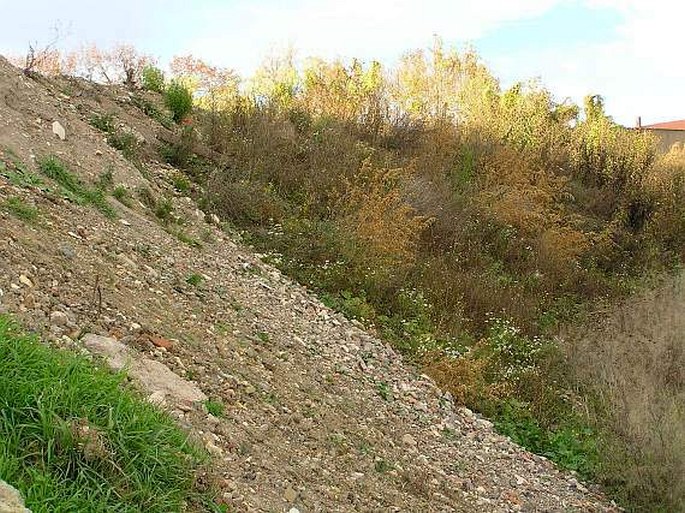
<box><xmin>165</xmin><ymin>81</ymin><xmax>193</xmax><ymax>122</ymax></box>
<box><xmin>154</xmin><ymin>197</ymin><xmax>175</xmax><ymax>224</ymax></box>
<box><xmin>112</xmin><ymin>185</ymin><xmax>132</xmax><ymax>207</ymax></box>
<box><xmin>141</xmin><ymin>65</ymin><xmax>165</xmax><ymax>93</ymax></box>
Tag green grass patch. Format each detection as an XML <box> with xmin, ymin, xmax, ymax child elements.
<box><xmin>154</xmin><ymin>197</ymin><xmax>175</xmax><ymax>224</ymax></box>
<box><xmin>203</xmin><ymin>399</ymin><xmax>224</xmax><ymax>418</ymax></box>
<box><xmin>172</xmin><ymin>229</ymin><xmax>202</xmax><ymax>249</ymax></box>
<box><xmin>0</xmin><ymin>154</ymin><xmax>45</xmax><ymax>189</ymax></box>
<box><xmin>2</xmin><ymin>197</ymin><xmax>39</xmax><ymax>224</ymax></box>
<box><xmin>38</xmin><ymin>156</ymin><xmax>116</xmax><ymax>219</ymax></box>
<box><xmin>186</xmin><ymin>273</ymin><xmax>204</xmax><ymax>287</ymax></box>
<box><xmin>171</xmin><ymin>173</ymin><xmax>191</xmax><ymax>194</ymax></box>
<box><xmin>0</xmin><ymin>315</ymin><xmax>210</xmax><ymax>512</ymax></box>
<box><xmin>107</xmin><ymin>131</ymin><xmax>139</xmax><ymax>161</ymax></box>
<box><xmin>112</xmin><ymin>185</ymin><xmax>132</xmax><ymax>207</ymax></box>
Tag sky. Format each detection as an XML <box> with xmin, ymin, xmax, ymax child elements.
<box><xmin>0</xmin><ymin>0</ymin><xmax>681</xmax><ymax>126</ymax></box>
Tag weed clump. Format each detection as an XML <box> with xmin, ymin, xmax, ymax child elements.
<box><xmin>2</xmin><ymin>196</ymin><xmax>39</xmax><ymax>223</ymax></box>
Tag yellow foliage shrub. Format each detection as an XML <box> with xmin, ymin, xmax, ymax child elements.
<box><xmin>338</xmin><ymin>160</ymin><xmax>432</xmax><ymax>271</ymax></box>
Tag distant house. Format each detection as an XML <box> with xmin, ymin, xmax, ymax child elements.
<box><xmin>636</xmin><ymin>117</ymin><xmax>685</xmax><ymax>153</ymax></box>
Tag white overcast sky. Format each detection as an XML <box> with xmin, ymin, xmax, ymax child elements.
<box><xmin>0</xmin><ymin>0</ymin><xmax>681</xmax><ymax>125</ymax></box>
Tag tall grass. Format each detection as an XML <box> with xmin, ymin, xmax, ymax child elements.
<box><xmin>566</xmin><ymin>275</ymin><xmax>685</xmax><ymax>512</ymax></box>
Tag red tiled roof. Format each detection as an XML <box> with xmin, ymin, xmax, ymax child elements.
<box><xmin>642</xmin><ymin>119</ymin><xmax>685</xmax><ymax>131</ymax></box>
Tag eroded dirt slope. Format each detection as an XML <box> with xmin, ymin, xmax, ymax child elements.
<box><xmin>0</xmin><ymin>57</ymin><xmax>617</xmax><ymax>512</ymax></box>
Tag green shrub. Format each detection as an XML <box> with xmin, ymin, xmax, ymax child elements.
<box><xmin>141</xmin><ymin>65</ymin><xmax>165</xmax><ymax>93</ymax></box>
<box><xmin>154</xmin><ymin>197</ymin><xmax>175</xmax><ymax>224</ymax></box>
<box><xmin>165</xmin><ymin>81</ymin><xmax>193</xmax><ymax>123</ymax></box>
<box><xmin>132</xmin><ymin>95</ymin><xmax>174</xmax><ymax>129</ymax></box>
<box><xmin>112</xmin><ymin>185</ymin><xmax>132</xmax><ymax>207</ymax></box>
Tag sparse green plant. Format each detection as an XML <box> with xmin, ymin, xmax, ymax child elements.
<box><xmin>38</xmin><ymin>156</ymin><xmax>116</xmax><ymax>218</ymax></box>
<box><xmin>131</xmin><ymin>95</ymin><xmax>174</xmax><ymax>129</ymax></box>
<box><xmin>186</xmin><ymin>273</ymin><xmax>204</xmax><ymax>286</ymax></box>
<box><xmin>112</xmin><ymin>184</ymin><xmax>132</xmax><ymax>207</ymax></box>
<box><xmin>376</xmin><ymin>381</ymin><xmax>391</xmax><ymax>401</ymax></box>
<box><xmin>2</xmin><ymin>196</ymin><xmax>39</xmax><ymax>223</ymax></box>
<box><xmin>0</xmin><ymin>159</ymin><xmax>44</xmax><ymax>189</ymax></box>
<box><xmin>171</xmin><ymin>172</ymin><xmax>191</xmax><ymax>193</ymax></box>
<box><xmin>165</xmin><ymin>81</ymin><xmax>193</xmax><ymax>122</ymax></box>
<box><xmin>203</xmin><ymin>398</ymin><xmax>224</xmax><ymax>417</ymax></box>
<box><xmin>172</xmin><ymin>229</ymin><xmax>202</xmax><ymax>248</ymax></box>
<box><xmin>89</xmin><ymin>112</ymin><xmax>116</xmax><ymax>133</ymax></box>
<box><xmin>154</xmin><ymin>196</ymin><xmax>175</xmax><ymax>224</ymax></box>
<box><xmin>96</xmin><ymin>167</ymin><xmax>114</xmax><ymax>191</ymax></box>
<box><xmin>374</xmin><ymin>459</ymin><xmax>394</xmax><ymax>473</ymax></box>
<box><xmin>107</xmin><ymin>130</ymin><xmax>139</xmax><ymax>160</ymax></box>
<box><xmin>141</xmin><ymin>65</ymin><xmax>165</xmax><ymax>93</ymax></box>
<box><xmin>256</xmin><ymin>331</ymin><xmax>270</xmax><ymax>343</ymax></box>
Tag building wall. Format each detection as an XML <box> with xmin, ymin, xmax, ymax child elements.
<box><xmin>647</xmin><ymin>129</ymin><xmax>685</xmax><ymax>153</ymax></box>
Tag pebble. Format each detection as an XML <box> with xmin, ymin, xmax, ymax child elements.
<box><xmin>284</xmin><ymin>487</ymin><xmax>297</xmax><ymax>502</ymax></box>
<box><xmin>50</xmin><ymin>311</ymin><xmax>68</xmax><ymax>326</ymax></box>
<box><xmin>19</xmin><ymin>275</ymin><xmax>33</xmax><ymax>287</ymax></box>
<box><xmin>402</xmin><ymin>433</ymin><xmax>417</xmax><ymax>446</ymax></box>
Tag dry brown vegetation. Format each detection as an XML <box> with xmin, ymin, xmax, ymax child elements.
<box><xmin>566</xmin><ymin>274</ymin><xmax>685</xmax><ymax>511</ymax></box>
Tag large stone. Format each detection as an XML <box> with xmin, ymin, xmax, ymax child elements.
<box><xmin>82</xmin><ymin>334</ymin><xmax>206</xmax><ymax>408</ymax></box>
<box><xmin>52</xmin><ymin>121</ymin><xmax>66</xmax><ymax>141</ymax></box>
<box><xmin>82</xmin><ymin>333</ymin><xmax>133</xmax><ymax>370</ymax></box>
<box><xmin>0</xmin><ymin>480</ymin><xmax>31</xmax><ymax>513</ymax></box>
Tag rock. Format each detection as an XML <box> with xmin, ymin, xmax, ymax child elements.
<box><xmin>402</xmin><ymin>433</ymin><xmax>417</xmax><ymax>447</ymax></box>
<box><xmin>284</xmin><ymin>487</ymin><xmax>297</xmax><ymax>502</ymax></box>
<box><xmin>58</xmin><ymin>244</ymin><xmax>75</xmax><ymax>259</ymax></box>
<box><xmin>0</xmin><ymin>480</ymin><xmax>31</xmax><ymax>512</ymax></box>
<box><xmin>82</xmin><ymin>334</ymin><xmax>206</xmax><ymax>408</ymax></box>
<box><xmin>148</xmin><ymin>391</ymin><xmax>167</xmax><ymax>406</ymax></box>
<box><xmin>150</xmin><ymin>335</ymin><xmax>173</xmax><ymax>350</ymax></box>
<box><xmin>205</xmin><ymin>440</ymin><xmax>223</xmax><ymax>457</ymax></box>
<box><xmin>81</xmin><ymin>333</ymin><xmax>133</xmax><ymax>370</ymax></box>
<box><xmin>288</xmin><ymin>509</ymin><xmax>301</xmax><ymax>513</ymax></box>
<box><xmin>50</xmin><ymin>311</ymin><xmax>68</xmax><ymax>327</ymax></box>
<box><xmin>18</xmin><ymin>275</ymin><xmax>33</xmax><ymax>288</ymax></box>
<box><xmin>52</xmin><ymin>120</ymin><xmax>66</xmax><ymax>141</ymax></box>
